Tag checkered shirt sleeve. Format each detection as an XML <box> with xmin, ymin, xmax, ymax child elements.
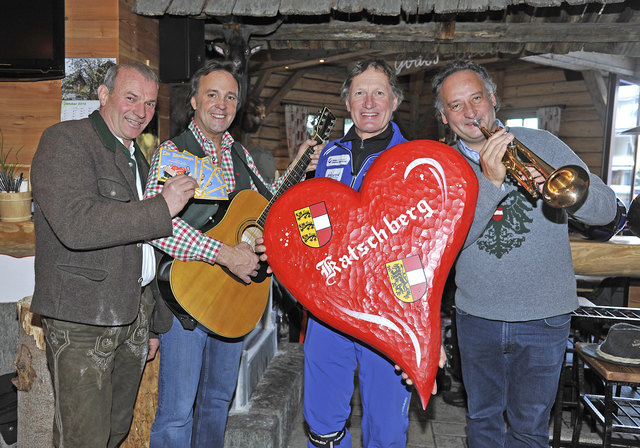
<box><xmin>143</xmin><ymin>121</ymin><xmax>295</xmax><ymax>265</ymax></box>
<box><xmin>144</xmin><ymin>139</ymin><xmax>222</xmax><ymax>263</ymax></box>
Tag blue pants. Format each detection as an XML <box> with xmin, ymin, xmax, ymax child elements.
<box><xmin>456</xmin><ymin>309</ymin><xmax>570</xmax><ymax>448</ymax></box>
<box><xmin>149</xmin><ymin>316</ymin><xmax>243</xmax><ymax>448</ymax></box>
<box><xmin>303</xmin><ymin>318</ymin><xmax>411</xmax><ymax>448</ymax></box>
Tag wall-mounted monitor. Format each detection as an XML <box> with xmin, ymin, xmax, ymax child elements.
<box><xmin>0</xmin><ymin>0</ymin><xmax>65</xmax><ymax>81</ymax></box>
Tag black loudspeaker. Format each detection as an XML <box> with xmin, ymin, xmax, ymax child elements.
<box><xmin>159</xmin><ymin>17</ymin><xmax>205</xmax><ymax>83</ymax></box>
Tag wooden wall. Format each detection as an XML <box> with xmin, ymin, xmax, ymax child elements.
<box><xmin>249</xmin><ymin>59</ymin><xmax>607</xmax><ymax>178</ymax></box>
<box><xmin>0</xmin><ymin>0</ymin><xmax>115</xmax><ymax>168</ymax></box>
<box><xmin>0</xmin><ymin>0</ymin><xmax>160</xmax><ymax>170</ymax></box>
<box><xmin>251</xmin><ymin>70</ymin><xmax>346</xmax><ymax>170</ymax></box>
<box><xmin>0</xmin><ymin>3</ymin><xmax>607</xmax><ymax>180</ymax></box>
<box><xmin>496</xmin><ymin>61</ymin><xmax>606</xmax><ymax>177</ymax></box>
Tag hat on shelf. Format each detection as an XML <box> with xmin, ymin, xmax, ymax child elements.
<box><xmin>582</xmin><ymin>323</ymin><xmax>640</xmax><ymax>367</ymax></box>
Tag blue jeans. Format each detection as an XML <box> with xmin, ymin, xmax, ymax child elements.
<box><xmin>456</xmin><ymin>309</ymin><xmax>570</xmax><ymax>448</ymax></box>
<box><xmin>303</xmin><ymin>318</ymin><xmax>411</xmax><ymax>448</ymax></box>
<box><xmin>149</xmin><ymin>316</ymin><xmax>243</xmax><ymax>448</ymax></box>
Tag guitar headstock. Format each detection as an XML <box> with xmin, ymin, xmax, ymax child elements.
<box><xmin>311</xmin><ymin>107</ymin><xmax>336</xmax><ymax>144</ymax></box>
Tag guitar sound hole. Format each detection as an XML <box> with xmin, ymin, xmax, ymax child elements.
<box><xmin>242</xmin><ymin>225</ymin><xmax>263</xmax><ymax>249</ymax></box>
<box><xmin>241</xmin><ymin>224</ymin><xmax>270</xmax><ymax>283</ymax></box>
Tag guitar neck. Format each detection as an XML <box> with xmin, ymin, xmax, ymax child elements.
<box><xmin>256</xmin><ymin>138</ymin><xmax>323</xmax><ymax>229</ymax></box>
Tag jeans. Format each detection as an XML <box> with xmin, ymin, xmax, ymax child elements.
<box><xmin>149</xmin><ymin>316</ymin><xmax>243</xmax><ymax>448</ymax></box>
<box><xmin>456</xmin><ymin>308</ymin><xmax>570</xmax><ymax>448</ymax></box>
<box><xmin>303</xmin><ymin>318</ymin><xmax>411</xmax><ymax>448</ymax></box>
<box><xmin>42</xmin><ymin>287</ymin><xmax>153</xmax><ymax>448</ymax></box>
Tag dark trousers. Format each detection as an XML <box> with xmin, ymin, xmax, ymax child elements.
<box><xmin>42</xmin><ymin>287</ymin><xmax>154</xmax><ymax>448</ymax></box>
<box><xmin>456</xmin><ymin>309</ymin><xmax>570</xmax><ymax>448</ymax></box>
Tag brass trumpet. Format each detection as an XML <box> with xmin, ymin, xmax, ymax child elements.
<box><xmin>472</xmin><ymin>120</ymin><xmax>590</xmax><ymax>209</ymax></box>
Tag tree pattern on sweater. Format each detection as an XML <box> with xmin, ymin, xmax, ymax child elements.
<box><xmin>477</xmin><ymin>191</ymin><xmax>534</xmax><ymax>258</ymax></box>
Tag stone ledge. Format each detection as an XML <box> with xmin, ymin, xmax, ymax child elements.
<box><xmin>224</xmin><ymin>342</ymin><xmax>304</xmax><ymax>448</ymax></box>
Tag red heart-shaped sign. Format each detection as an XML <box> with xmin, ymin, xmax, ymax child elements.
<box><xmin>264</xmin><ymin>140</ymin><xmax>478</xmax><ymax>408</ymax></box>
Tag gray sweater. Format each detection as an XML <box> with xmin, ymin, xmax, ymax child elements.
<box><xmin>454</xmin><ymin>127</ymin><xmax>617</xmax><ymax>322</ymax></box>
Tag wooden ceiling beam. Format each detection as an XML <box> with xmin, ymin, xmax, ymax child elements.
<box><xmin>258</xmin><ymin>50</ymin><xmax>382</xmax><ymax>72</ymax></box>
<box><xmin>265</xmin><ymin>71</ymin><xmax>305</xmax><ymax>115</ymax></box>
<box><xmin>522</xmin><ymin>52</ymin><xmax>638</xmax><ymax>78</ymax></box>
<box><xmin>247</xmin><ymin>21</ymin><xmax>640</xmax><ymax>44</ymax></box>
<box><xmin>251</xmin><ymin>69</ymin><xmax>274</xmax><ymax>97</ymax></box>
<box><xmin>582</xmin><ymin>70</ymin><xmax>608</xmax><ymax>126</ymax></box>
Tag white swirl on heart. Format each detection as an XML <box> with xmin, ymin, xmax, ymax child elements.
<box><xmin>404</xmin><ymin>158</ymin><xmax>447</xmax><ymax>205</ymax></box>
<box><xmin>390</xmin><ymin>315</ymin><xmax>422</xmax><ymax>368</ymax></box>
<box><xmin>404</xmin><ymin>157</ymin><xmax>448</xmax><ymax>300</ymax></box>
<box><xmin>335</xmin><ymin>305</ymin><xmax>421</xmax><ymax>368</ymax></box>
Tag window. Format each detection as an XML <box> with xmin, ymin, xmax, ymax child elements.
<box><xmin>344</xmin><ymin>118</ymin><xmax>354</xmax><ymax>136</ymax></box>
<box><xmin>505</xmin><ymin>117</ymin><xmax>539</xmax><ymax>129</ymax></box>
<box><xmin>305</xmin><ymin>113</ymin><xmax>318</xmax><ymax>136</ymax></box>
<box><xmin>608</xmin><ymin>80</ymin><xmax>640</xmax><ymax>207</ymax></box>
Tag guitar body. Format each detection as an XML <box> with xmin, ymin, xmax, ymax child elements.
<box><xmin>169</xmin><ymin>189</ymin><xmax>271</xmax><ymax>337</ymax></box>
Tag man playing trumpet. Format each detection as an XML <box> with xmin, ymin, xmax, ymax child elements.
<box><xmin>431</xmin><ymin>59</ymin><xmax>617</xmax><ymax>447</ymax></box>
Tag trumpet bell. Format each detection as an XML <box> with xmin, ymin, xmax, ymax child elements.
<box><xmin>542</xmin><ymin>165</ymin><xmax>590</xmax><ymax>209</ymax></box>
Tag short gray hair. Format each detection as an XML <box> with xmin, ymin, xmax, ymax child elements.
<box><xmin>431</xmin><ymin>59</ymin><xmax>498</xmax><ymax>115</ymax></box>
<box><xmin>102</xmin><ymin>61</ymin><xmax>159</xmax><ymax>93</ymax></box>
<box><xmin>340</xmin><ymin>59</ymin><xmax>404</xmax><ymax>106</ymax></box>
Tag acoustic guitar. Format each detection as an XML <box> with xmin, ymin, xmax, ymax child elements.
<box><xmin>161</xmin><ymin>107</ymin><xmax>336</xmax><ymax>337</ymax></box>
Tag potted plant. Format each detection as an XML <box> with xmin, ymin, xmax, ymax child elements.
<box><xmin>0</xmin><ymin>130</ymin><xmax>31</xmax><ymax>222</ymax></box>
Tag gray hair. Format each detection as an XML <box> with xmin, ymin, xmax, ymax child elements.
<box><xmin>189</xmin><ymin>60</ymin><xmax>242</xmax><ymax>110</ymax></box>
<box><xmin>340</xmin><ymin>59</ymin><xmax>404</xmax><ymax>106</ymax></box>
<box><xmin>431</xmin><ymin>59</ymin><xmax>499</xmax><ymax>115</ymax></box>
<box><xmin>102</xmin><ymin>61</ymin><xmax>158</xmax><ymax>93</ymax></box>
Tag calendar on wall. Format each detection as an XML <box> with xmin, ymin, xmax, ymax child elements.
<box><xmin>61</xmin><ymin>100</ymin><xmax>100</xmax><ymax>121</ymax></box>
<box><xmin>60</xmin><ymin>58</ymin><xmax>116</xmax><ymax>121</ymax></box>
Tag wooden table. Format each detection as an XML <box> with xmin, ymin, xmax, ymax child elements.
<box><xmin>1</xmin><ymin>225</ymin><xmax>638</xmax><ymax>274</ymax></box>
<box><xmin>0</xmin><ymin>220</ymin><xmax>34</xmax><ymax>258</ymax></box>
<box><xmin>571</xmin><ymin>235</ymin><xmax>640</xmax><ymax>278</ymax></box>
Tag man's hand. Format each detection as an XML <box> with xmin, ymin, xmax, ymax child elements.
<box><xmin>147</xmin><ymin>337</ymin><xmax>159</xmax><ymax>361</ymax></box>
<box><xmin>525</xmin><ymin>166</ymin><xmax>546</xmax><ymax>193</ymax></box>
<box><xmin>394</xmin><ymin>344</ymin><xmax>448</xmax><ymax>395</ymax></box>
<box><xmin>291</xmin><ymin>139</ymin><xmax>324</xmax><ymax>173</ymax></box>
<box><xmin>478</xmin><ymin>127</ymin><xmax>512</xmax><ymax>189</ymax></box>
<box><xmin>254</xmin><ymin>237</ymin><xmax>273</xmax><ymax>275</ymax></box>
<box><xmin>161</xmin><ymin>174</ymin><xmax>198</xmax><ymax>217</ymax></box>
<box><xmin>216</xmin><ymin>242</ymin><xmax>261</xmax><ymax>284</ymax></box>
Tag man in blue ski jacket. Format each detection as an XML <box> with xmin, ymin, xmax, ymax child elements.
<box><xmin>303</xmin><ymin>58</ymin><xmax>412</xmax><ymax>448</ymax></box>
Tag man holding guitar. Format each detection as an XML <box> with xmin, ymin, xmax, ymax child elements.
<box><xmin>143</xmin><ymin>60</ymin><xmax>321</xmax><ymax>447</ymax></box>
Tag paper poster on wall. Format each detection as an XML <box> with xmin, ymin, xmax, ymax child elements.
<box><xmin>60</xmin><ymin>58</ymin><xmax>116</xmax><ymax>121</ymax></box>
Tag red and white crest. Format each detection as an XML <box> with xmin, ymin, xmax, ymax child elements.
<box><xmin>294</xmin><ymin>201</ymin><xmax>332</xmax><ymax>248</ymax></box>
<box><xmin>386</xmin><ymin>255</ymin><xmax>427</xmax><ymax>303</ymax></box>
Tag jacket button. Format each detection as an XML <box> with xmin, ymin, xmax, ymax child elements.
<box><xmin>138</xmin><ymin>277</ymin><xmax>143</xmax><ymax>284</ymax></box>
<box><xmin>110</xmin><ymin>190</ymin><xmax>116</xmax><ymax>197</ymax></box>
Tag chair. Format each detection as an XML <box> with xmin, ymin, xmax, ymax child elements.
<box><xmin>551</xmin><ymin>304</ymin><xmax>640</xmax><ymax>447</ymax></box>
<box><xmin>570</xmin><ymin>342</ymin><xmax>640</xmax><ymax>447</ymax></box>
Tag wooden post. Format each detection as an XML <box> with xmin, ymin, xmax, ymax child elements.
<box><xmin>121</xmin><ymin>354</ymin><xmax>159</xmax><ymax>447</ymax></box>
<box><xmin>15</xmin><ymin>297</ymin><xmax>53</xmax><ymax>448</ymax></box>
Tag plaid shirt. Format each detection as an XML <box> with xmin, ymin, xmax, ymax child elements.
<box><xmin>144</xmin><ymin>119</ymin><xmax>291</xmax><ymax>264</ymax></box>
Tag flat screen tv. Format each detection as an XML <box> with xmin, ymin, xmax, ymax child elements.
<box><xmin>0</xmin><ymin>0</ymin><xmax>65</xmax><ymax>81</ymax></box>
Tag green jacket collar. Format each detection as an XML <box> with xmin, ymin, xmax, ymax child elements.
<box><xmin>89</xmin><ymin>109</ymin><xmax>147</xmax><ymax>174</ymax></box>
<box><xmin>90</xmin><ymin>110</ymin><xmax>127</xmax><ymax>153</ymax></box>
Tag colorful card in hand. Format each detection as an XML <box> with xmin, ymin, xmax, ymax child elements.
<box><xmin>157</xmin><ymin>148</ymin><xmax>228</xmax><ymax>200</ymax></box>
